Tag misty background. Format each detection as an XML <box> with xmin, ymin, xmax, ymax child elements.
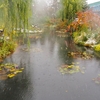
<box><xmin>31</xmin><ymin>0</ymin><xmax>61</xmax><ymax>26</ymax></box>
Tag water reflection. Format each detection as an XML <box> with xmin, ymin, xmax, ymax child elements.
<box><xmin>0</xmin><ymin>63</ymin><xmax>33</xmax><ymax>100</ymax></box>
<box><xmin>0</xmin><ymin>30</ymin><xmax>100</xmax><ymax>100</ymax></box>
<box><xmin>0</xmin><ymin>46</ymin><xmax>33</xmax><ymax>100</ymax></box>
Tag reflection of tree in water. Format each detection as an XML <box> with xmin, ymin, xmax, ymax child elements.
<box><xmin>65</xmin><ymin>30</ymin><xmax>85</xmax><ymax>52</ymax></box>
<box><xmin>48</xmin><ymin>31</ymin><xmax>57</xmax><ymax>53</ymax></box>
<box><xmin>65</xmin><ymin>31</ymin><xmax>76</xmax><ymax>51</ymax></box>
<box><xmin>58</xmin><ymin>37</ymin><xmax>74</xmax><ymax>65</ymax></box>
<box><xmin>58</xmin><ymin>31</ymin><xmax>86</xmax><ymax>65</ymax></box>
<box><xmin>39</xmin><ymin>30</ymin><xmax>48</xmax><ymax>45</ymax></box>
<box><xmin>39</xmin><ymin>30</ymin><xmax>57</xmax><ymax>55</ymax></box>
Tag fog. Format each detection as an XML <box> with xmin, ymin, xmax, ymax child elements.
<box><xmin>32</xmin><ymin>0</ymin><xmax>61</xmax><ymax>25</ymax></box>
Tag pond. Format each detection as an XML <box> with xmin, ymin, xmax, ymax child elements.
<box><xmin>0</xmin><ymin>29</ymin><xmax>100</xmax><ymax>100</ymax></box>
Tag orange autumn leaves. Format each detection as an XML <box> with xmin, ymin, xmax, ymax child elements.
<box><xmin>66</xmin><ymin>10</ymin><xmax>100</xmax><ymax>32</ymax></box>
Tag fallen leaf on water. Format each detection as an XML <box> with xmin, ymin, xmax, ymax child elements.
<box><xmin>59</xmin><ymin>62</ymin><xmax>83</xmax><ymax>74</ymax></box>
<box><xmin>0</xmin><ymin>63</ymin><xmax>24</xmax><ymax>80</ymax></box>
<box><xmin>7</xmin><ymin>74</ymin><xmax>15</xmax><ymax>78</ymax></box>
<box><xmin>67</xmin><ymin>51</ymin><xmax>93</xmax><ymax>59</ymax></box>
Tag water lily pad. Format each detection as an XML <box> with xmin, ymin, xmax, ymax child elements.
<box><xmin>59</xmin><ymin>63</ymin><xmax>82</xmax><ymax>74</ymax></box>
<box><xmin>0</xmin><ymin>63</ymin><xmax>24</xmax><ymax>80</ymax></box>
<box><xmin>68</xmin><ymin>51</ymin><xmax>93</xmax><ymax>59</ymax></box>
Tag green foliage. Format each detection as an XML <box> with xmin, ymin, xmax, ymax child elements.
<box><xmin>94</xmin><ymin>44</ymin><xmax>100</xmax><ymax>52</ymax></box>
<box><xmin>73</xmin><ymin>31</ymin><xmax>79</xmax><ymax>38</ymax></box>
<box><xmin>73</xmin><ymin>31</ymin><xmax>87</xmax><ymax>45</ymax></box>
<box><xmin>0</xmin><ymin>0</ymin><xmax>32</xmax><ymax>61</ymax></box>
<box><xmin>60</xmin><ymin>0</ymin><xmax>87</xmax><ymax>24</ymax></box>
<box><xmin>56</xmin><ymin>19</ymin><xmax>67</xmax><ymax>30</ymax></box>
<box><xmin>0</xmin><ymin>41</ymin><xmax>17</xmax><ymax>59</ymax></box>
<box><xmin>0</xmin><ymin>0</ymin><xmax>32</xmax><ymax>40</ymax></box>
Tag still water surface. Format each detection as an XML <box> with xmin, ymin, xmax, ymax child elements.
<box><xmin>0</xmin><ymin>30</ymin><xmax>100</xmax><ymax>100</ymax></box>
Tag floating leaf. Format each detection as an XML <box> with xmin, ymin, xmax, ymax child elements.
<box><xmin>21</xmin><ymin>68</ymin><xmax>24</xmax><ymax>70</ymax></box>
<box><xmin>59</xmin><ymin>62</ymin><xmax>83</xmax><ymax>74</ymax></box>
<box><xmin>67</xmin><ymin>51</ymin><xmax>93</xmax><ymax>59</ymax></box>
<box><xmin>0</xmin><ymin>63</ymin><xmax>24</xmax><ymax>80</ymax></box>
<box><xmin>7</xmin><ymin>74</ymin><xmax>15</xmax><ymax>78</ymax></box>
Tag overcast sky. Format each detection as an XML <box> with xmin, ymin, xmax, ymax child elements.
<box><xmin>87</xmin><ymin>0</ymin><xmax>100</xmax><ymax>4</ymax></box>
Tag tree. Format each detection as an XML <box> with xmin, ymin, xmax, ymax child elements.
<box><xmin>60</xmin><ymin>0</ymin><xmax>88</xmax><ymax>24</ymax></box>
<box><xmin>0</xmin><ymin>0</ymin><xmax>32</xmax><ymax>40</ymax></box>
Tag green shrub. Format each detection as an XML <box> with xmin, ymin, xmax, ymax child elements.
<box><xmin>77</xmin><ymin>41</ymin><xmax>85</xmax><ymax>46</ymax></box>
<box><xmin>94</xmin><ymin>44</ymin><xmax>100</xmax><ymax>52</ymax></box>
<box><xmin>82</xmin><ymin>36</ymin><xmax>88</xmax><ymax>41</ymax></box>
<box><xmin>73</xmin><ymin>32</ymin><xmax>79</xmax><ymax>38</ymax></box>
<box><xmin>0</xmin><ymin>41</ymin><xmax>17</xmax><ymax>59</ymax></box>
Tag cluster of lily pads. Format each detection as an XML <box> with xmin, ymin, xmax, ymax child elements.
<box><xmin>59</xmin><ymin>63</ymin><xmax>83</xmax><ymax>74</ymax></box>
<box><xmin>68</xmin><ymin>51</ymin><xmax>93</xmax><ymax>59</ymax></box>
<box><xmin>0</xmin><ymin>63</ymin><xmax>24</xmax><ymax>80</ymax></box>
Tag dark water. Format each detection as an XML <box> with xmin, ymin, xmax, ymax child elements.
<box><xmin>0</xmin><ymin>30</ymin><xmax>100</xmax><ymax>100</ymax></box>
